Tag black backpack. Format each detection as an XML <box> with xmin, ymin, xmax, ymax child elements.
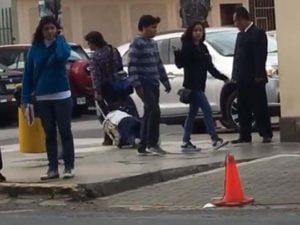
<box><xmin>174</xmin><ymin>49</ymin><xmax>184</xmax><ymax>69</ymax></box>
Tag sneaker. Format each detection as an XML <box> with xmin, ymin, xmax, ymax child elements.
<box><xmin>137</xmin><ymin>149</ymin><xmax>153</xmax><ymax>156</ymax></box>
<box><xmin>181</xmin><ymin>141</ymin><xmax>199</xmax><ymax>152</ymax></box>
<box><xmin>40</xmin><ymin>170</ymin><xmax>59</xmax><ymax>181</ymax></box>
<box><xmin>148</xmin><ymin>146</ymin><xmax>167</xmax><ymax>155</ymax></box>
<box><xmin>212</xmin><ymin>138</ymin><xmax>228</xmax><ymax>150</ymax></box>
<box><xmin>63</xmin><ymin>168</ymin><xmax>75</xmax><ymax>179</ymax></box>
<box><xmin>262</xmin><ymin>136</ymin><xmax>272</xmax><ymax>143</ymax></box>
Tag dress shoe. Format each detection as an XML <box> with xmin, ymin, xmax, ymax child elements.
<box><xmin>262</xmin><ymin>137</ymin><xmax>272</xmax><ymax>143</ymax></box>
<box><xmin>231</xmin><ymin>139</ymin><xmax>252</xmax><ymax>144</ymax></box>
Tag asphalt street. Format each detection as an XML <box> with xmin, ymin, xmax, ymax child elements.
<box><xmin>0</xmin><ymin>209</ymin><xmax>299</xmax><ymax>225</ymax></box>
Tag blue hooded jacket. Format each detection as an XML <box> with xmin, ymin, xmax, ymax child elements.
<box><xmin>21</xmin><ymin>35</ymin><xmax>71</xmax><ymax>104</ymax></box>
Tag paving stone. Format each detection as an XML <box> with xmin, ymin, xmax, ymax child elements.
<box><xmin>101</xmin><ymin>155</ymin><xmax>300</xmax><ymax>209</ymax></box>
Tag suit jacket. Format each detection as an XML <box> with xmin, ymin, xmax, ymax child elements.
<box><xmin>232</xmin><ymin>24</ymin><xmax>268</xmax><ymax>85</ymax></box>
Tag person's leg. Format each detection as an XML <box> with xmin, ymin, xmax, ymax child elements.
<box><xmin>142</xmin><ymin>84</ymin><xmax>160</xmax><ymax>148</ymax></box>
<box><xmin>196</xmin><ymin>91</ymin><xmax>218</xmax><ymax>141</ymax></box>
<box><xmin>138</xmin><ymin>87</ymin><xmax>151</xmax><ymax>152</ymax></box>
<box><xmin>236</xmin><ymin>86</ymin><xmax>253</xmax><ymax>141</ymax></box>
<box><xmin>183</xmin><ymin>93</ymin><xmax>199</xmax><ymax>143</ymax></box>
<box><xmin>36</xmin><ymin>101</ymin><xmax>59</xmax><ymax>178</ymax></box>
<box><xmin>118</xmin><ymin>117</ymin><xmax>134</xmax><ymax>146</ymax></box>
<box><xmin>253</xmin><ymin>83</ymin><xmax>273</xmax><ymax>139</ymax></box>
<box><xmin>54</xmin><ymin>98</ymin><xmax>75</xmax><ymax>177</ymax></box>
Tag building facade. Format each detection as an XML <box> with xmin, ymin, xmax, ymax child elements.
<box><xmin>14</xmin><ymin>0</ymin><xmax>249</xmax><ymax>46</ymax></box>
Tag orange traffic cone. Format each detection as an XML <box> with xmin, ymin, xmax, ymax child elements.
<box><xmin>214</xmin><ymin>153</ymin><xmax>254</xmax><ymax>207</ymax></box>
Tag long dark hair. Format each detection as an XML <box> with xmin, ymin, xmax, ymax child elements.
<box><xmin>84</xmin><ymin>31</ymin><xmax>107</xmax><ymax>48</ymax></box>
<box><xmin>181</xmin><ymin>21</ymin><xmax>206</xmax><ymax>43</ymax></box>
<box><xmin>32</xmin><ymin>16</ymin><xmax>60</xmax><ymax>45</ymax></box>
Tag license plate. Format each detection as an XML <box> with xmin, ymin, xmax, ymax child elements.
<box><xmin>76</xmin><ymin>97</ymin><xmax>86</xmax><ymax>105</ymax></box>
<box><xmin>6</xmin><ymin>84</ymin><xmax>16</xmax><ymax>90</ymax></box>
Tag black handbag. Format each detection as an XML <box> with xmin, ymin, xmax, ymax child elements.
<box><xmin>177</xmin><ymin>88</ymin><xmax>192</xmax><ymax>104</ymax></box>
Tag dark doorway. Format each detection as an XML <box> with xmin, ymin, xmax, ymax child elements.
<box><xmin>220</xmin><ymin>4</ymin><xmax>242</xmax><ymax>26</ymax></box>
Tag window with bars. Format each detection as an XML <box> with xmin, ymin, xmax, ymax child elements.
<box><xmin>0</xmin><ymin>7</ymin><xmax>13</xmax><ymax>45</ymax></box>
<box><xmin>249</xmin><ymin>0</ymin><xmax>276</xmax><ymax>31</ymax></box>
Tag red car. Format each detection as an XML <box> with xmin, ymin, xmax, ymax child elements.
<box><xmin>0</xmin><ymin>43</ymin><xmax>93</xmax><ymax>121</ymax></box>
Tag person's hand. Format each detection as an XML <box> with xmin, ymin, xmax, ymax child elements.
<box><xmin>223</xmin><ymin>76</ymin><xmax>230</xmax><ymax>84</ymax></box>
<box><xmin>25</xmin><ymin>104</ymin><xmax>35</xmax><ymax>126</ymax></box>
<box><xmin>164</xmin><ymin>82</ymin><xmax>171</xmax><ymax>93</ymax></box>
<box><xmin>135</xmin><ymin>86</ymin><xmax>144</xmax><ymax>99</ymax></box>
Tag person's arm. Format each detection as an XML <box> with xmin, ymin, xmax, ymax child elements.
<box><xmin>157</xmin><ymin>56</ymin><xmax>171</xmax><ymax>92</ymax></box>
<box><xmin>54</xmin><ymin>35</ymin><xmax>71</xmax><ymax>62</ymax></box>
<box><xmin>254</xmin><ymin>29</ymin><xmax>268</xmax><ymax>82</ymax></box>
<box><xmin>181</xmin><ymin>41</ymin><xmax>193</xmax><ymax>68</ymax></box>
<box><xmin>231</xmin><ymin>33</ymin><xmax>241</xmax><ymax>82</ymax></box>
<box><xmin>128</xmin><ymin>40</ymin><xmax>142</xmax><ymax>88</ymax></box>
<box><xmin>90</xmin><ymin>52</ymin><xmax>104</xmax><ymax>99</ymax></box>
<box><xmin>203</xmin><ymin>45</ymin><xmax>229</xmax><ymax>82</ymax></box>
<box><xmin>113</xmin><ymin>47</ymin><xmax>123</xmax><ymax>71</ymax></box>
<box><xmin>21</xmin><ymin>48</ymin><xmax>34</xmax><ymax>105</ymax></box>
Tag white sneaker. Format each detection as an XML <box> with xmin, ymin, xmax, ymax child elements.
<box><xmin>63</xmin><ymin>168</ymin><xmax>75</xmax><ymax>179</ymax></box>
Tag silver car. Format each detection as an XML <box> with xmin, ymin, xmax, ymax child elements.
<box><xmin>118</xmin><ymin>27</ymin><xmax>280</xmax><ymax>131</ymax></box>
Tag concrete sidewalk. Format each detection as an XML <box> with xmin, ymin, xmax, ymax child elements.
<box><xmin>0</xmin><ymin>137</ymin><xmax>299</xmax><ymax>200</ymax></box>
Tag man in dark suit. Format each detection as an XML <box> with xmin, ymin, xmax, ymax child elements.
<box><xmin>231</xmin><ymin>7</ymin><xmax>273</xmax><ymax>144</ymax></box>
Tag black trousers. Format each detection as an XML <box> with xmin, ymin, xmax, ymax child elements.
<box><xmin>139</xmin><ymin>83</ymin><xmax>161</xmax><ymax>150</ymax></box>
<box><xmin>237</xmin><ymin>82</ymin><xmax>273</xmax><ymax>140</ymax></box>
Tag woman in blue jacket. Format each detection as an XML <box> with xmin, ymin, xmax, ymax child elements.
<box><xmin>22</xmin><ymin>16</ymin><xmax>74</xmax><ymax>180</ymax></box>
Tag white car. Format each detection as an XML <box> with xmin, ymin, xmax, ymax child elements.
<box><xmin>118</xmin><ymin>27</ymin><xmax>280</xmax><ymax>131</ymax></box>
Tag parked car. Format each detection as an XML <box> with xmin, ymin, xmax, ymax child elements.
<box><xmin>118</xmin><ymin>27</ymin><xmax>280</xmax><ymax>130</ymax></box>
<box><xmin>0</xmin><ymin>43</ymin><xmax>94</xmax><ymax>120</ymax></box>
<box><xmin>0</xmin><ymin>64</ymin><xmax>23</xmax><ymax>123</ymax></box>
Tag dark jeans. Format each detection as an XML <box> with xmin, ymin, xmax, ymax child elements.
<box><xmin>36</xmin><ymin>97</ymin><xmax>75</xmax><ymax>171</ymax></box>
<box><xmin>118</xmin><ymin>117</ymin><xmax>140</xmax><ymax>146</ymax></box>
<box><xmin>139</xmin><ymin>83</ymin><xmax>160</xmax><ymax>150</ymax></box>
<box><xmin>237</xmin><ymin>82</ymin><xmax>273</xmax><ymax>140</ymax></box>
<box><xmin>183</xmin><ymin>90</ymin><xmax>218</xmax><ymax>143</ymax></box>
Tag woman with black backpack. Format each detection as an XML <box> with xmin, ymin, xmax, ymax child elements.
<box><xmin>180</xmin><ymin>21</ymin><xmax>229</xmax><ymax>151</ymax></box>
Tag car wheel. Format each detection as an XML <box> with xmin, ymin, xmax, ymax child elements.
<box><xmin>225</xmin><ymin>91</ymin><xmax>255</xmax><ymax>131</ymax></box>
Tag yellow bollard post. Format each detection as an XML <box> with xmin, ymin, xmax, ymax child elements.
<box><xmin>18</xmin><ymin>107</ymin><xmax>46</xmax><ymax>153</ymax></box>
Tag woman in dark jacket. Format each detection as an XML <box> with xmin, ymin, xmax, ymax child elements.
<box><xmin>85</xmin><ymin>31</ymin><xmax>138</xmax><ymax>146</ymax></box>
<box><xmin>181</xmin><ymin>21</ymin><xmax>229</xmax><ymax>151</ymax></box>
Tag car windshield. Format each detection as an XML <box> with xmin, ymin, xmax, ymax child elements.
<box><xmin>206</xmin><ymin>30</ymin><xmax>278</xmax><ymax>56</ymax></box>
<box><xmin>0</xmin><ymin>45</ymin><xmax>89</xmax><ymax>71</ymax></box>
<box><xmin>69</xmin><ymin>45</ymin><xmax>89</xmax><ymax>61</ymax></box>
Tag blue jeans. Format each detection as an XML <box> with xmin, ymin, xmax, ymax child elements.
<box><xmin>118</xmin><ymin>117</ymin><xmax>140</xmax><ymax>146</ymax></box>
<box><xmin>36</xmin><ymin>97</ymin><xmax>74</xmax><ymax>171</ymax></box>
<box><xmin>183</xmin><ymin>90</ymin><xmax>218</xmax><ymax>143</ymax></box>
